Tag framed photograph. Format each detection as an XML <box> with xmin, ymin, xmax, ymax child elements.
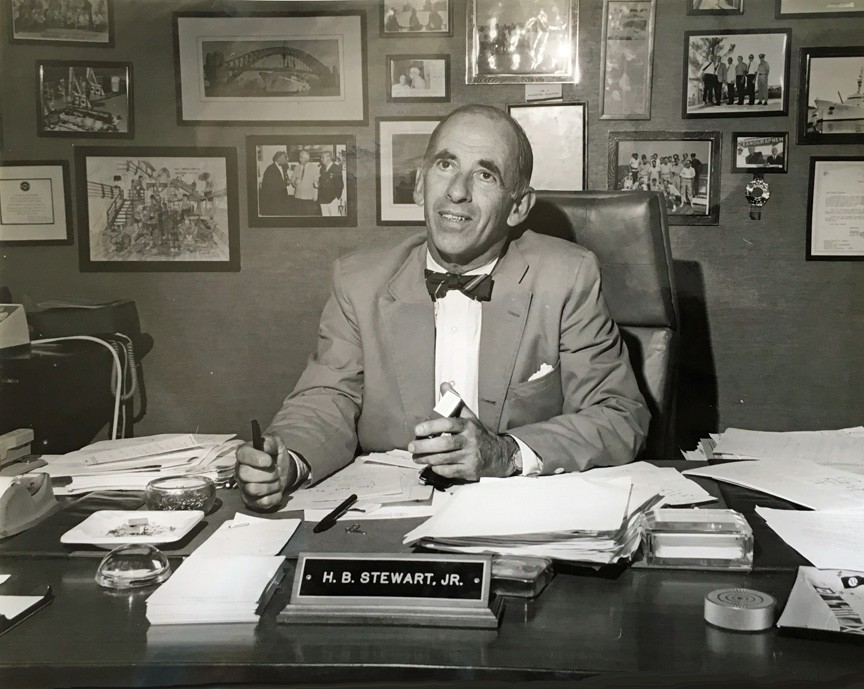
<box><xmin>386</xmin><ymin>55</ymin><xmax>450</xmax><ymax>103</ymax></box>
<box><xmin>381</xmin><ymin>1</ymin><xmax>452</xmax><ymax>36</ymax></box>
<box><xmin>36</xmin><ymin>60</ymin><xmax>133</xmax><ymax>138</ymax></box>
<box><xmin>798</xmin><ymin>47</ymin><xmax>864</xmax><ymax>145</ymax></box>
<box><xmin>247</xmin><ymin>135</ymin><xmax>356</xmax><ymax>228</ymax></box>
<box><xmin>9</xmin><ymin>0</ymin><xmax>113</xmax><ymax>46</ymax></box>
<box><xmin>731</xmin><ymin>132</ymin><xmax>788</xmax><ymax>173</ymax></box>
<box><xmin>0</xmin><ymin>161</ymin><xmax>72</xmax><ymax>245</ymax></box>
<box><xmin>75</xmin><ymin>147</ymin><xmax>239</xmax><ymax>272</ymax></box>
<box><xmin>608</xmin><ymin>130</ymin><xmax>721</xmax><ymax>226</ymax></box>
<box><xmin>376</xmin><ymin>117</ymin><xmax>440</xmax><ymax>226</ymax></box>
<box><xmin>683</xmin><ymin>29</ymin><xmax>790</xmax><ymax>119</ymax></box>
<box><xmin>173</xmin><ymin>11</ymin><xmax>368</xmax><ymax>126</ymax></box>
<box><xmin>776</xmin><ymin>0</ymin><xmax>864</xmax><ymax>17</ymax></box>
<box><xmin>687</xmin><ymin>0</ymin><xmax>744</xmax><ymax>15</ymax></box>
<box><xmin>806</xmin><ymin>157</ymin><xmax>864</xmax><ymax>260</ymax></box>
<box><xmin>508</xmin><ymin>102</ymin><xmax>586</xmax><ymax>192</ymax></box>
<box><xmin>466</xmin><ymin>0</ymin><xmax>579</xmax><ymax>84</ymax></box>
<box><xmin>599</xmin><ymin>0</ymin><xmax>656</xmax><ymax>120</ymax></box>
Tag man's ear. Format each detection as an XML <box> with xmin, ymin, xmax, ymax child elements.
<box><xmin>413</xmin><ymin>167</ymin><xmax>425</xmax><ymax>206</ymax></box>
<box><xmin>507</xmin><ymin>189</ymin><xmax>536</xmax><ymax>227</ymax></box>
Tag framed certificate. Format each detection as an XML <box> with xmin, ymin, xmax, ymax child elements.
<box><xmin>806</xmin><ymin>157</ymin><xmax>864</xmax><ymax>260</ymax></box>
<box><xmin>0</xmin><ymin>161</ymin><xmax>72</xmax><ymax>245</ymax></box>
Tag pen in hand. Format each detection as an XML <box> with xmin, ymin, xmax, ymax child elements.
<box><xmin>251</xmin><ymin>419</ymin><xmax>264</xmax><ymax>451</ymax></box>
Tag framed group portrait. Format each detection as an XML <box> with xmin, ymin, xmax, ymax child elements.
<box><xmin>376</xmin><ymin>117</ymin><xmax>440</xmax><ymax>226</ymax></box>
<box><xmin>687</xmin><ymin>0</ymin><xmax>744</xmax><ymax>15</ymax></box>
<box><xmin>731</xmin><ymin>132</ymin><xmax>788</xmax><ymax>174</ymax></box>
<box><xmin>380</xmin><ymin>0</ymin><xmax>452</xmax><ymax>36</ymax></box>
<box><xmin>36</xmin><ymin>60</ymin><xmax>133</xmax><ymax>138</ymax></box>
<box><xmin>173</xmin><ymin>11</ymin><xmax>368</xmax><ymax>126</ymax></box>
<box><xmin>466</xmin><ymin>0</ymin><xmax>579</xmax><ymax>84</ymax></box>
<box><xmin>806</xmin><ymin>157</ymin><xmax>864</xmax><ymax>261</ymax></box>
<box><xmin>0</xmin><ymin>160</ymin><xmax>72</xmax><ymax>245</ymax></box>
<box><xmin>776</xmin><ymin>0</ymin><xmax>864</xmax><ymax>17</ymax></box>
<box><xmin>75</xmin><ymin>146</ymin><xmax>239</xmax><ymax>272</ymax></box>
<box><xmin>508</xmin><ymin>102</ymin><xmax>586</xmax><ymax>192</ymax></box>
<box><xmin>608</xmin><ymin>130</ymin><xmax>721</xmax><ymax>226</ymax></box>
<box><xmin>246</xmin><ymin>135</ymin><xmax>356</xmax><ymax>228</ymax></box>
<box><xmin>797</xmin><ymin>47</ymin><xmax>864</xmax><ymax>145</ymax></box>
<box><xmin>8</xmin><ymin>0</ymin><xmax>114</xmax><ymax>46</ymax></box>
<box><xmin>386</xmin><ymin>55</ymin><xmax>450</xmax><ymax>103</ymax></box>
<box><xmin>599</xmin><ymin>0</ymin><xmax>656</xmax><ymax>120</ymax></box>
<box><xmin>683</xmin><ymin>29</ymin><xmax>790</xmax><ymax>119</ymax></box>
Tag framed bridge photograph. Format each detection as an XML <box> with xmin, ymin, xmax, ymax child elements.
<box><xmin>75</xmin><ymin>147</ymin><xmax>239</xmax><ymax>272</ymax></box>
<box><xmin>172</xmin><ymin>11</ymin><xmax>368</xmax><ymax>126</ymax></box>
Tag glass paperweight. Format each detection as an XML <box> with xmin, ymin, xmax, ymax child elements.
<box><xmin>641</xmin><ymin>508</ymin><xmax>753</xmax><ymax>571</ymax></box>
<box><xmin>95</xmin><ymin>543</ymin><xmax>172</xmax><ymax>590</ymax></box>
<box><xmin>145</xmin><ymin>475</ymin><xmax>216</xmax><ymax>512</ymax></box>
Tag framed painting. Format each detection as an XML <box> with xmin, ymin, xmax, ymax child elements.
<box><xmin>687</xmin><ymin>0</ymin><xmax>744</xmax><ymax>15</ymax></box>
<box><xmin>599</xmin><ymin>0</ymin><xmax>656</xmax><ymax>120</ymax></box>
<box><xmin>75</xmin><ymin>147</ymin><xmax>239</xmax><ymax>272</ymax></box>
<box><xmin>173</xmin><ymin>11</ymin><xmax>368</xmax><ymax>126</ymax></box>
<box><xmin>9</xmin><ymin>0</ymin><xmax>113</xmax><ymax>46</ymax></box>
<box><xmin>797</xmin><ymin>47</ymin><xmax>864</xmax><ymax>145</ymax></box>
<box><xmin>0</xmin><ymin>160</ymin><xmax>72</xmax><ymax>245</ymax></box>
<box><xmin>776</xmin><ymin>0</ymin><xmax>864</xmax><ymax>17</ymax></box>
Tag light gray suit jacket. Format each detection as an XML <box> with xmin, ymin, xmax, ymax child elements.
<box><xmin>269</xmin><ymin>230</ymin><xmax>649</xmax><ymax>482</ymax></box>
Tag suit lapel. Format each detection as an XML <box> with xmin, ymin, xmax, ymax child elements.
<box><xmin>478</xmin><ymin>241</ymin><xmax>532</xmax><ymax>431</ymax></box>
<box><xmin>380</xmin><ymin>243</ymin><xmax>435</xmax><ymax>432</ymax></box>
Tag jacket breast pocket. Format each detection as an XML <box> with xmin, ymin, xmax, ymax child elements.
<box><xmin>501</xmin><ymin>364</ymin><xmax>563</xmax><ymax>430</ymax></box>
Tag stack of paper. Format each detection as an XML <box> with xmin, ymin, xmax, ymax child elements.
<box><xmin>585</xmin><ymin>461</ymin><xmax>715</xmax><ymax>506</ymax></box>
<box><xmin>777</xmin><ymin>567</ymin><xmax>864</xmax><ymax>637</ymax></box>
<box><xmin>403</xmin><ymin>474</ymin><xmax>663</xmax><ymax>565</ymax></box>
<box><xmin>40</xmin><ymin>434</ymin><xmax>242</xmax><ymax>495</ymax></box>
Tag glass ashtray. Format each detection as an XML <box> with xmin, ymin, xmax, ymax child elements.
<box><xmin>95</xmin><ymin>543</ymin><xmax>172</xmax><ymax>590</ymax></box>
<box><xmin>145</xmin><ymin>475</ymin><xmax>216</xmax><ymax>512</ymax></box>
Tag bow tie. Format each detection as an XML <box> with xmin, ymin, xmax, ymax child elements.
<box><xmin>424</xmin><ymin>269</ymin><xmax>493</xmax><ymax>302</ymax></box>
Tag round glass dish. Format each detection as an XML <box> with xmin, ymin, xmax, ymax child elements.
<box><xmin>145</xmin><ymin>475</ymin><xmax>216</xmax><ymax>512</ymax></box>
<box><xmin>95</xmin><ymin>543</ymin><xmax>172</xmax><ymax>590</ymax></box>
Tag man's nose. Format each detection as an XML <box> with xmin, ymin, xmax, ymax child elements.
<box><xmin>446</xmin><ymin>172</ymin><xmax>471</xmax><ymax>203</ymax></box>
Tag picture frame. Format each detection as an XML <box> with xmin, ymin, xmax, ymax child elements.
<box><xmin>731</xmin><ymin>132</ymin><xmax>788</xmax><ymax>173</ymax></box>
<box><xmin>172</xmin><ymin>11</ymin><xmax>368</xmax><ymax>126</ymax></box>
<box><xmin>797</xmin><ymin>47</ymin><xmax>864</xmax><ymax>145</ymax></box>
<box><xmin>776</xmin><ymin>0</ymin><xmax>864</xmax><ymax>17</ymax></box>
<box><xmin>608</xmin><ymin>130</ymin><xmax>721</xmax><ymax>226</ymax></box>
<box><xmin>8</xmin><ymin>0</ymin><xmax>114</xmax><ymax>46</ymax></box>
<box><xmin>376</xmin><ymin>117</ymin><xmax>440</xmax><ymax>226</ymax></box>
<box><xmin>599</xmin><ymin>0</ymin><xmax>656</xmax><ymax>120</ymax></box>
<box><xmin>508</xmin><ymin>102</ymin><xmax>587</xmax><ymax>192</ymax></box>
<box><xmin>380</xmin><ymin>1</ymin><xmax>452</xmax><ymax>37</ymax></box>
<box><xmin>0</xmin><ymin>160</ymin><xmax>72</xmax><ymax>245</ymax></box>
<box><xmin>36</xmin><ymin>60</ymin><xmax>133</xmax><ymax>138</ymax></box>
<box><xmin>687</xmin><ymin>0</ymin><xmax>744</xmax><ymax>15</ymax></box>
<box><xmin>75</xmin><ymin>146</ymin><xmax>239</xmax><ymax>272</ymax></box>
<box><xmin>683</xmin><ymin>29</ymin><xmax>790</xmax><ymax>119</ymax></box>
<box><xmin>466</xmin><ymin>0</ymin><xmax>579</xmax><ymax>84</ymax></box>
<box><xmin>386</xmin><ymin>55</ymin><xmax>450</xmax><ymax>103</ymax></box>
<box><xmin>806</xmin><ymin>157</ymin><xmax>864</xmax><ymax>261</ymax></box>
<box><xmin>246</xmin><ymin>135</ymin><xmax>356</xmax><ymax>228</ymax></box>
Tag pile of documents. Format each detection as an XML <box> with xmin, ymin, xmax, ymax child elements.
<box><xmin>39</xmin><ymin>434</ymin><xmax>241</xmax><ymax>495</ymax></box>
<box><xmin>777</xmin><ymin>567</ymin><xmax>864</xmax><ymax>637</ymax></box>
<box><xmin>146</xmin><ymin>513</ymin><xmax>299</xmax><ymax>625</ymax></box>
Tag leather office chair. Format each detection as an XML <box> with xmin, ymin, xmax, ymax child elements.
<box><xmin>519</xmin><ymin>191</ymin><xmax>679</xmax><ymax>459</ymax></box>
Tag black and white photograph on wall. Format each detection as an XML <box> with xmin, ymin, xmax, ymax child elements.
<box><xmin>386</xmin><ymin>55</ymin><xmax>450</xmax><ymax>103</ymax></box>
<box><xmin>376</xmin><ymin>117</ymin><xmax>440</xmax><ymax>225</ymax></box>
<box><xmin>683</xmin><ymin>29</ymin><xmax>790</xmax><ymax>119</ymax></box>
<box><xmin>687</xmin><ymin>0</ymin><xmax>744</xmax><ymax>15</ymax></box>
<box><xmin>466</xmin><ymin>0</ymin><xmax>578</xmax><ymax>84</ymax></box>
<box><xmin>9</xmin><ymin>0</ymin><xmax>113</xmax><ymax>46</ymax></box>
<box><xmin>36</xmin><ymin>60</ymin><xmax>132</xmax><ymax>138</ymax></box>
<box><xmin>247</xmin><ymin>135</ymin><xmax>356</xmax><ymax>228</ymax></box>
<box><xmin>776</xmin><ymin>0</ymin><xmax>864</xmax><ymax>17</ymax></box>
<box><xmin>798</xmin><ymin>47</ymin><xmax>864</xmax><ymax>145</ymax></box>
<box><xmin>75</xmin><ymin>147</ymin><xmax>239</xmax><ymax>272</ymax></box>
<box><xmin>732</xmin><ymin>132</ymin><xmax>788</xmax><ymax>173</ymax></box>
<box><xmin>608</xmin><ymin>130</ymin><xmax>721</xmax><ymax>225</ymax></box>
<box><xmin>599</xmin><ymin>0</ymin><xmax>656</xmax><ymax>120</ymax></box>
<box><xmin>381</xmin><ymin>0</ymin><xmax>451</xmax><ymax>36</ymax></box>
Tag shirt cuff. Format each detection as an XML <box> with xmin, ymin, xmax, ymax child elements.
<box><xmin>270</xmin><ymin>433</ymin><xmax>311</xmax><ymax>490</ymax></box>
<box><xmin>507</xmin><ymin>435</ymin><xmax>543</xmax><ymax>476</ymax></box>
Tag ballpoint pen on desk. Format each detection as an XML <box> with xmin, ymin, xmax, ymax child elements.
<box><xmin>255</xmin><ymin>565</ymin><xmax>287</xmax><ymax>617</ymax></box>
<box><xmin>313</xmin><ymin>494</ymin><xmax>359</xmax><ymax>534</ymax></box>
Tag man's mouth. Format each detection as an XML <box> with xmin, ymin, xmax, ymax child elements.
<box><xmin>438</xmin><ymin>211</ymin><xmax>471</xmax><ymax>223</ymax></box>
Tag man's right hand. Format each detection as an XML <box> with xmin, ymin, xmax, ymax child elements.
<box><xmin>235</xmin><ymin>433</ymin><xmax>297</xmax><ymax>511</ymax></box>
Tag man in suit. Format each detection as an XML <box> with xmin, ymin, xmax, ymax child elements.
<box><xmin>315</xmin><ymin>151</ymin><xmax>344</xmax><ymax>216</ymax></box>
<box><xmin>236</xmin><ymin>104</ymin><xmax>649</xmax><ymax>509</ymax></box>
<box><xmin>258</xmin><ymin>150</ymin><xmax>289</xmax><ymax>217</ymax></box>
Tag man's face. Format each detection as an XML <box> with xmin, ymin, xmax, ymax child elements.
<box><xmin>321</xmin><ymin>152</ymin><xmax>332</xmax><ymax>166</ymax></box>
<box><xmin>299</xmin><ymin>151</ymin><xmax>310</xmax><ymax>164</ymax></box>
<box><xmin>415</xmin><ymin>112</ymin><xmax>533</xmax><ymax>270</ymax></box>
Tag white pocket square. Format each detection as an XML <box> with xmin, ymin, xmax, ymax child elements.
<box><xmin>527</xmin><ymin>363</ymin><xmax>555</xmax><ymax>382</ymax></box>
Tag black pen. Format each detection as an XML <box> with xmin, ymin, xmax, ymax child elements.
<box><xmin>255</xmin><ymin>564</ymin><xmax>286</xmax><ymax>617</ymax></box>
<box><xmin>313</xmin><ymin>494</ymin><xmax>359</xmax><ymax>533</ymax></box>
<box><xmin>251</xmin><ymin>419</ymin><xmax>264</xmax><ymax>451</ymax></box>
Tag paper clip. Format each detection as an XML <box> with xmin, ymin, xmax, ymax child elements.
<box><xmin>345</xmin><ymin>523</ymin><xmax>366</xmax><ymax>535</ymax></box>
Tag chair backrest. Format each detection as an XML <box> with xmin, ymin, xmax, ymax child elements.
<box><xmin>519</xmin><ymin>190</ymin><xmax>679</xmax><ymax>459</ymax></box>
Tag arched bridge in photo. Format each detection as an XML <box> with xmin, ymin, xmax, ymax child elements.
<box><xmin>207</xmin><ymin>46</ymin><xmax>333</xmax><ymax>84</ymax></box>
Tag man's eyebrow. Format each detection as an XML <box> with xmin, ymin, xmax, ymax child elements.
<box><xmin>431</xmin><ymin>150</ymin><xmax>457</xmax><ymax>163</ymax></box>
<box><xmin>477</xmin><ymin>159</ymin><xmax>505</xmax><ymax>180</ymax></box>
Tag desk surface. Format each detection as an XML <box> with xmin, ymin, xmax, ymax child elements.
<box><xmin>0</xmin><ymin>464</ymin><xmax>862</xmax><ymax>688</ymax></box>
